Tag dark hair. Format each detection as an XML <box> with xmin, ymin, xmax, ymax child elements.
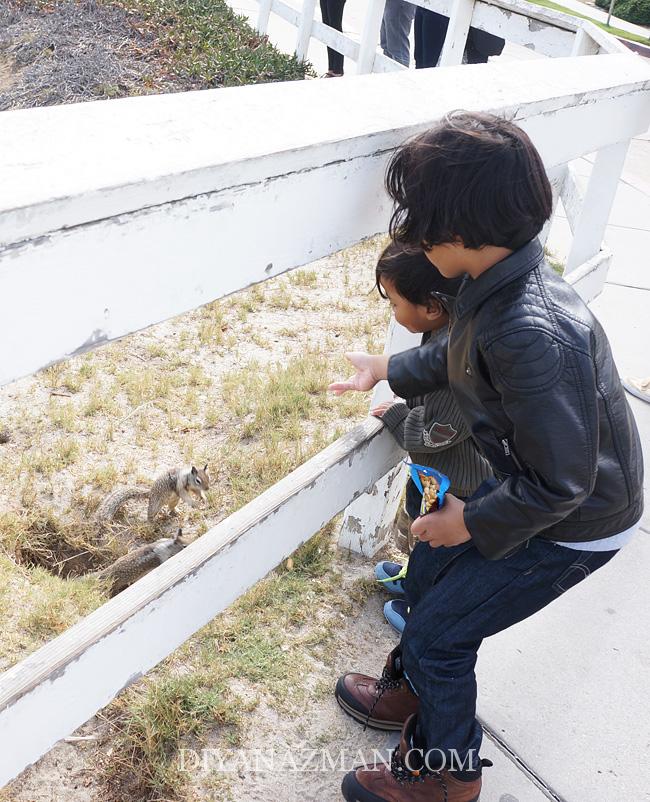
<box><xmin>386</xmin><ymin>111</ymin><xmax>553</xmax><ymax>251</ymax></box>
<box><xmin>376</xmin><ymin>241</ymin><xmax>462</xmax><ymax>309</ymax></box>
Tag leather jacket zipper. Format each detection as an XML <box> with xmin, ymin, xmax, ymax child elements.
<box><xmin>501</xmin><ymin>436</ymin><xmax>523</xmax><ymax>471</ymax></box>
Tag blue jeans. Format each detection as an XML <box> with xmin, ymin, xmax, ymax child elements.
<box><xmin>401</xmin><ymin>536</ymin><xmax>619</xmax><ymax>766</ymax></box>
<box><xmin>381</xmin><ymin>0</ymin><xmax>416</xmax><ymax>67</ymax></box>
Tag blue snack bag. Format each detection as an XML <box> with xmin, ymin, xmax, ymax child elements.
<box><xmin>407</xmin><ymin>462</ymin><xmax>450</xmax><ymax>515</ymax></box>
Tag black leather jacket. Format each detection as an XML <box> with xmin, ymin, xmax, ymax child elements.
<box><xmin>387</xmin><ymin>238</ymin><xmax>644</xmax><ymax>560</ymax></box>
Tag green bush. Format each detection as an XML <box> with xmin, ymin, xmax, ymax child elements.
<box><xmin>117</xmin><ymin>0</ymin><xmax>315</xmax><ymax>87</ymax></box>
<box><xmin>594</xmin><ymin>0</ymin><xmax>650</xmax><ymax>26</ymax></box>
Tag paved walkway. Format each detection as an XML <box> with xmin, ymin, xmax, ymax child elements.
<box><xmin>222</xmin><ymin>6</ymin><xmax>650</xmax><ymax>795</ymax></box>
<box><xmin>557</xmin><ymin>0</ymin><xmax>650</xmax><ymax>39</ymax></box>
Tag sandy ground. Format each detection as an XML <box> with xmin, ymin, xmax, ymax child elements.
<box><xmin>0</xmin><ymin>237</ymin><xmax>407</xmax><ymax>801</ymax></box>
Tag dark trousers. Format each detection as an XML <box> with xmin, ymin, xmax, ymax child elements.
<box><xmin>320</xmin><ymin>0</ymin><xmax>346</xmax><ymax>73</ymax></box>
<box><xmin>401</xmin><ymin>536</ymin><xmax>619</xmax><ymax>764</ymax></box>
<box><xmin>414</xmin><ymin>7</ymin><xmax>504</xmax><ymax>68</ymax></box>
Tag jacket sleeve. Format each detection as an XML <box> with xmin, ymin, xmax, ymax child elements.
<box><xmin>463</xmin><ymin>330</ymin><xmax>599</xmax><ymax>560</ymax></box>
<box><xmin>381</xmin><ymin>395</ymin><xmax>470</xmax><ymax>454</ymax></box>
<box><xmin>387</xmin><ymin>335</ymin><xmax>449</xmax><ymax>399</ymax></box>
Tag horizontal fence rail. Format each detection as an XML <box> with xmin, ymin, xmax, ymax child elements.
<box><xmin>1</xmin><ymin>54</ymin><xmax>650</xmax><ymax>388</ymax></box>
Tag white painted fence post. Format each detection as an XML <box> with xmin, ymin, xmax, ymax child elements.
<box><xmin>295</xmin><ymin>0</ymin><xmax>318</xmax><ymax>61</ymax></box>
<box><xmin>539</xmin><ymin>164</ymin><xmax>568</xmax><ymax>247</ymax></box>
<box><xmin>565</xmin><ymin>140</ymin><xmax>629</xmax><ymax>274</ymax></box>
<box><xmin>438</xmin><ymin>0</ymin><xmax>475</xmax><ymax>67</ymax></box>
<box><xmin>338</xmin><ymin>318</ymin><xmax>421</xmax><ymax>556</ymax></box>
<box><xmin>357</xmin><ymin>0</ymin><xmax>387</xmax><ymax>74</ymax></box>
<box><xmin>571</xmin><ymin>25</ymin><xmax>600</xmax><ymax>56</ymax></box>
<box><xmin>257</xmin><ymin>0</ymin><xmax>273</xmax><ymax>35</ymax></box>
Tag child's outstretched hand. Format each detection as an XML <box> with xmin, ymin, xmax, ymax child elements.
<box><xmin>411</xmin><ymin>494</ymin><xmax>472</xmax><ymax>548</ymax></box>
<box><xmin>328</xmin><ymin>353</ymin><xmax>389</xmax><ymax>396</ymax></box>
<box><xmin>370</xmin><ymin>401</ymin><xmax>395</xmax><ymax>417</ymax></box>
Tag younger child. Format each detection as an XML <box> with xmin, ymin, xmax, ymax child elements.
<box><xmin>371</xmin><ymin>242</ymin><xmax>493</xmax><ymax>633</ymax></box>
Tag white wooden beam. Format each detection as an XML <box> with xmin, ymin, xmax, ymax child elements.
<box><xmin>0</xmin><ymin>419</ymin><xmax>403</xmax><ymax>787</ymax></box>
<box><xmin>270</xmin><ymin>0</ymin><xmax>301</xmax><ymax>27</ymax></box>
<box><xmin>580</xmin><ymin>20</ymin><xmax>631</xmax><ymax>54</ymax></box>
<box><xmin>2</xmin><ymin>56</ymin><xmax>650</xmax><ymax>387</ymax></box>
<box><xmin>356</xmin><ymin>0</ymin><xmax>387</xmax><ymax>73</ymax></box>
<box><xmin>257</xmin><ymin>0</ymin><xmax>273</xmax><ymax>34</ymax></box>
<box><xmin>295</xmin><ymin>0</ymin><xmax>319</xmax><ymax>61</ymax></box>
<box><xmin>565</xmin><ymin>140</ymin><xmax>630</xmax><ymax>273</ymax></box>
<box><xmin>571</xmin><ymin>25</ymin><xmax>601</xmax><ymax>56</ymax></box>
<box><xmin>309</xmin><ymin>17</ymin><xmax>361</xmax><ymax>59</ymax></box>
<box><xmin>439</xmin><ymin>0</ymin><xmax>475</xmax><ymax>67</ymax></box>
<box><xmin>565</xmin><ymin>245</ymin><xmax>612</xmax><ymax>303</ymax></box>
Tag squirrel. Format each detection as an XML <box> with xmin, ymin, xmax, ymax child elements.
<box><xmin>92</xmin><ymin>528</ymin><xmax>189</xmax><ymax>596</ymax></box>
<box><xmin>95</xmin><ymin>465</ymin><xmax>210</xmax><ymax>524</ymax></box>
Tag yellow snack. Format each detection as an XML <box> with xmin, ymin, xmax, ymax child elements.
<box><xmin>420</xmin><ymin>473</ymin><xmax>440</xmax><ymax>515</ymax></box>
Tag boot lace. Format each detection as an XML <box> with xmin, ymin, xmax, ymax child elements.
<box><xmin>390</xmin><ymin>747</ymin><xmax>448</xmax><ymax>802</ymax></box>
<box><xmin>364</xmin><ymin>665</ymin><xmax>401</xmax><ymax>730</ymax></box>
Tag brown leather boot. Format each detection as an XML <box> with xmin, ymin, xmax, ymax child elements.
<box><xmin>341</xmin><ymin>714</ymin><xmax>486</xmax><ymax>802</ymax></box>
<box><xmin>335</xmin><ymin>646</ymin><xmax>419</xmax><ymax>731</ymax></box>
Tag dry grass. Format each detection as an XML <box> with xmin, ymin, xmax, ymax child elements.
<box><xmin>0</xmin><ymin>236</ymin><xmax>392</xmax><ymax>801</ymax></box>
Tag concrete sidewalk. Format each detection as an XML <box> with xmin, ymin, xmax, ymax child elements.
<box><xmin>556</xmin><ymin>0</ymin><xmax>650</xmax><ymax>40</ymax></box>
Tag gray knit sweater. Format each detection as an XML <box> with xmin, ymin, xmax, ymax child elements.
<box><xmin>381</xmin><ymin>331</ymin><xmax>493</xmax><ymax>498</ymax></box>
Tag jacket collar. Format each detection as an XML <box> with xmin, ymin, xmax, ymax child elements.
<box><xmin>454</xmin><ymin>238</ymin><xmax>544</xmax><ymax>319</ymax></box>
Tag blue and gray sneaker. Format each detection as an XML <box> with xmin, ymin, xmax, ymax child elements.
<box><xmin>383</xmin><ymin>599</ymin><xmax>409</xmax><ymax>634</ymax></box>
<box><xmin>374</xmin><ymin>561</ymin><xmax>407</xmax><ymax>596</ymax></box>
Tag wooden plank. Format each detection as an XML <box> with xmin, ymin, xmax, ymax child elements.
<box><xmin>439</xmin><ymin>0</ymin><xmax>475</xmax><ymax>66</ymax></box>
<box><xmin>581</xmin><ymin>19</ymin><xmax>631</xmax><ymax>54</ymax></box>
<box><xmin>295</xmin><ymin>0</ymin><xmax>319</xmax><ymax>60</ymax></box>
<box><xmin>3</xmin><ymin>55</ymin><xmax>648</xmax><ymax>247</ymax></box>
<box><xmin>565</xmin><ymin>140</ymin><xmax>630</xmax><ymax>273</ymax></box>
<box><xmin>373</xmin><ymin>50</ymin><xmax>408</xmax><ymax>72</ymax></box>
<box><xmin>310</xmin><ymin>17</ymin><xmax>361</xmax><ymax>58</ymax></box>
<box><xmin>571</xmin><ymin>24</ymin><xmax>601</xmax><ymax>56</ymax></box>
<box><xmin>564</xmin><ymin>245</ymin><xmax>612</xmax><ymax>302</ymax></box>
<box><xmin>357</xmin><ymin>0</ymin><xmax>387</xmax><ymax>73</ymax></box>
<box><xmin>468</xmin><ymin>0</ymin><xmax>575</xmax><ymax>56</ymax></box>
<box><xmin>2</xmin><ymin>57</ymin><xmax>650</xmax><ymax>387</ymax></box>
<box><xmin>405</xmin><ymin>0</ymin><xmax>577</xmax><ymax>56</ymax></box>
<box><xmin>0</xmin><ymin>419</ymin><xmax>403</xmax><ymax>786</ymax></box>
<box><xmin>561</xmin><ymin>162</ymin><xmax>586</xmax><ymax>233</ymax></box>
<box><xmin>257</xmin><ymin>0</ymin><xmax>274</xmax><ymax>33</ymax></box>
<box><xmin>270</xmin><ymin>0</ymin><xmax>301</xmax><ymax>26</ymax></box>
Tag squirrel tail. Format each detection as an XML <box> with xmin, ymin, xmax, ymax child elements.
<box><xmin>95</xmin><ymin>487</ymin><xmax>149</xmax><ymax>523</ymax></box>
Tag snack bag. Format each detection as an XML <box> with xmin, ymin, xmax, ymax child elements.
<box><xmin>407</xmin><ymin>462</ymin><xmax>450</xmax><ymax>516</ymax></box>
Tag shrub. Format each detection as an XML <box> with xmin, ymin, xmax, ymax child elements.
<box><xmin>594</xmin><ymin>0</ymin><xmax>650</xmax><ymax>26</ymax></box>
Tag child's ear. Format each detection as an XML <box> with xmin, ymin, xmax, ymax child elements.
<box><xmin>425</xmin><ymin>298</ymin><xmax>445</xmax><ymax>319</ymax></box>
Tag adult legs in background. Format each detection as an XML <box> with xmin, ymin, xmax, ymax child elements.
<box><xmin>413</xmin><ymin>7</ymin><xmax>449</xmax><ymax>68</ymax></box>
<box><xmin>465</xmin><ymin>27</ymin><xmax>505</xmax><ymax>63</ymax></box>
<box><xmin>320</xmin><ymin>0</ymin><xmax>346</xmax><ymax>74</ymax></box>
<box><xmin>381</xmin><ymin>0</ymin><xmax>416</xmax><ymax>67</ymax></box>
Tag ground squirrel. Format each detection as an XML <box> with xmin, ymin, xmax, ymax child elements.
<box><xmin>93</xmin><ymin>529</ymin><xmax>189</xmax><ymax>596</ymax></box>
<box><xmin>95</xmin><ymin>465</ymin><xmax>210</xmax><ymax>524</ymax></box>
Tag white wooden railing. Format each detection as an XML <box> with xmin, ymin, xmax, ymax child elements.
<box><xmin>0</xmin><ymin>32</ymin><xmax>649</xmax><ymax>788</ymax></box>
